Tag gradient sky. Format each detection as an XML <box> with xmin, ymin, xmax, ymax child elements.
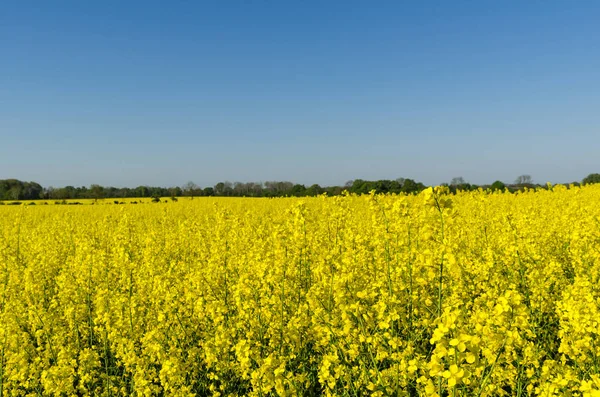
<box><xmin>1</xmin><ymin>1</ymin><xmax>599</xmax><ymax>188</ymax></box>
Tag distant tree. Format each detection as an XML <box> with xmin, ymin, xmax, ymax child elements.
<box><xmin>59</xmin><ymin>185</ymin><xmax>76</xmax><ymax>198</ymax></box>
<box><xmin>233</xmin><ymin>182</ymin><xmax>247</xmax><ymax>196</ymax></box>
<box><xmin>203</xmin><ymin>187</ymin><xmax>215</xmax><ymax>196</ymax></box>
<box><xmin>374</xmin><ymin>180</ymin><xmax>393</xmax><ymax>193</ymax></box>
<box><xmin>90</xmin><ymin>184</ymin><xmax>104</xmax><ymax>200</ymax></box>
<box><xmin>147</xmin><ymin>187</ymin><xmax>161</xmax><ymax>198</ymax></box>
<box><xmin>263</xmin><ymin>181</ymin><xmax>293</xmax><ymax>196</ymax></box>
<box><xmin>114</xmin><ymin>187</ymin><xmax>130</xmax><ymax>198</ymax></box>
<box><xmin>0</xmin><ymin>179</ymin><xmax>44</xmax><ymax>200</ymax></box>
<box><xmin>214</xmin><ymin>182</ymin><xmax>226</xmax><ymax>196</ymax></box>
<box><xmin>166</xmin><ymin>187</ymin><xmax>181</xmax><ymax>200</ymax></box>
<box><xmin>77</xmin><ymin>186</ymin><xmax>89</xmax><ymax>198</ymax></box>
<box><xmin>134</xmin><ymin>186</ymin><xmax>149</xmax><ymax>198</ymax></box>
<box><xmin>326</xmin><ymin>186</ymin><xmax>344</xmax><ymax>196</ymax></box>
<box><xmin>515</xmin><ymin>175</ymin><xmax>533</xmax><ymax>185</ymax></box>
<box><xmin>389</xmin><ymin>180</ymin><xmax>402</xmax><ymax>193</ymax></box>
<box><xmin>22</xmin><ymin>182</ymin><xmax>43</xmax><ymax>199</ymax></box>
<box><xmin>223</xmin><ymin>181</ymin><xmax>234</xmax><ymax>196</ymax></box>
<box><xmin>290</xmin><ymin>184</ymin><xmax>307</xmax><ymax>196</ymax></box>
<box><xmin>248</xmin><ymin>182</ymin><xmax>264</xmax><ymax>197</ymax></box>
<box><xmin>401</xmin><ymin>179</ymin><xmax>423</xmax><ymax>194</ymax></box>
<box><xmin>306</xmin><ymin>184</ymin><xmax>323</xmax><ymax>196</ymax></box>
<box><xmin>239</xmin><ymin>181</ymin><xmax>264</xmax><ymax>196</ymax></box>
<box><xmin>582</xmin><ymin>173</ymin><xmax>600</xmax><ymax>185</ymax></box>
<box><xmin>491</xmin><ymin>180</ymin><xmax>506</xmax><ymax>191</ymax></box>
<box><xmin>104</xmin><ymin>187</ymin><xmax>117</xmax><ymax>198</ymax></box>
<box><xmin>169</xmin><ymin>187</ymin><xmax>182</xmax><ymax>197</ymax></box>
<box><xmin>350</xmin><ymin>179</ymin><xmax>371</xmax><ymax>195</ymax></box>
<box><xmin>7</xmin><ymin>185</ymin><xmax>22</xmax><ymax>200</ymax></box>
<box><xmin>183</xmin><ymin>182</ymin><xmax>200</xmax><ymax>198</ymax></box>
<box><xmin>450</xmin><ymin>177</ymin><xmax>466</xmax><ymax>186</ymax></box>
<box><xmin>41</xmin><ymin>186</ymin><xmax>54</xmax><ymax>200</ymax></box>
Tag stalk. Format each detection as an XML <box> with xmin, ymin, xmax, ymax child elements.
<box><xmin>0</xmin><ymin>332</ymin><xmax>6</xmax><ymax>397</ymax></box>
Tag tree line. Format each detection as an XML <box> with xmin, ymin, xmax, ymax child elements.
<box><xmin>1</xmin><ymin>173</ymin><xmax>599</xmax><ymax>201</ymax></box>
<box><xmin>0</xmin><ymin>178</ymin><xmax>428</xmax><ymax>200</ymax></box>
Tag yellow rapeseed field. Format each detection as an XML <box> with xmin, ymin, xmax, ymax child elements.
<box><xmin>1</xmin><ymin>186</ymin><xmax>599</xmax><ymax>396</ymax></box>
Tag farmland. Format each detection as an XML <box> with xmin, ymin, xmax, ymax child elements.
<box><xmin>1</xmin><ymin>186</ymin><xmax>599</xmax><ymax>396</ymax></box>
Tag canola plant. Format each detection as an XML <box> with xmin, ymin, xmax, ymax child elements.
<box><xmin>0</xmin><ymin>185</ymin><xmax>599</xmax><ymax>396</ymax></box>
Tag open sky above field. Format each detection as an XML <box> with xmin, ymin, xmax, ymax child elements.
<box><xmin>1</xmin><ymin>1</ymin><xmax>599</xmax><ymax>188</ymax></box>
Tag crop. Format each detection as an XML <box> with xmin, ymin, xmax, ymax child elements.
<box><xmin>0</xmin><ymin>185</ymin><xmax>599</xmax><ymax>396</ymax></box>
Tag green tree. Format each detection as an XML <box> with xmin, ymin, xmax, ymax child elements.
<box><xmin>290</xmin><ymin>184</ymin><xmax>306</xmax><ymax>196</ymax></box>
<box><xmin>7</xmin><ymin>185</ymin><xmax>22</xmax><ymax>200</ymax></box>
<box><xmin>90</xmin><ymin>184</ymin><xmax>105</xmax><ymax>200</ymax></box>
<box><xmin>169</xmin><ymin>186</ymin><xmax>182</xmax><ymax>198</ymax></box>
<box><xmin>306</xmin><ymin>184</ymin><xmax>323</xmax><ymax>196</ymax></box>
<box><xmin>491</xmin><ymin>180</ymin><xmax>506</xmax><ymax>191</ymax></box>
<box><xmin>214</xmin><ymin>182</ymin><xmax>226</xmax><ymax>196</ymax></box>
<box><xmin>401</xmin><ymin>179</ymin><xmax>423</xmax><ymax>193</ymax></box>
<box><xmin>135</xmin><ymin>186</ymin><xmax>149</xmax><ymax>197</ymax></box>
<box><xmin>582</xmin><ymin>173</ymin><xmax>600</xmax><ymax>185</ymax></box>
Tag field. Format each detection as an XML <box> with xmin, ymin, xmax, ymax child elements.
<box><xmin>1</xmin><ymin>186</ymin><xmax>599</xmax><ymax>396</ymax></box>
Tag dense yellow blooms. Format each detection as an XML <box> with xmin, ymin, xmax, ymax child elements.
<box><xmin>1</xmin><ymin>185</ymin><xmax>600</xmax><ymax>396</ymax></box>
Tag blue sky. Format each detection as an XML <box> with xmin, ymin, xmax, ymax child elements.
<box><xmin>1</xmin><ymin>1</ymin><xmax>599</xmax><ymax>188</ymax></box>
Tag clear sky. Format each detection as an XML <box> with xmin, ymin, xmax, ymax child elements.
<box><xmin>1</xmin><ymin>1</ymin><xmax>599</xmax><ymax>188</ymax></box>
